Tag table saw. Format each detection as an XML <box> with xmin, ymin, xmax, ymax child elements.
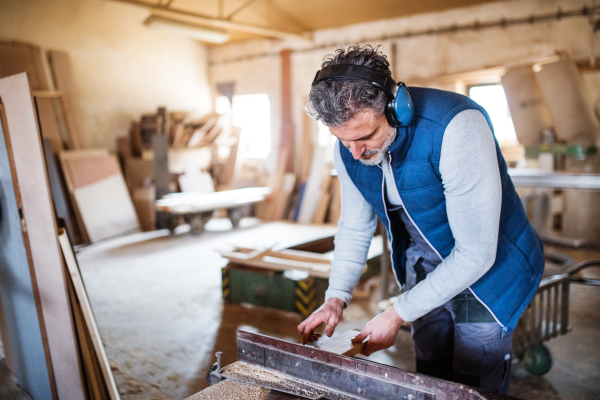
<box><xmin>186</xmin><ymin>331</ymin><xmax>516</xmax><ymax>400</ymax></box>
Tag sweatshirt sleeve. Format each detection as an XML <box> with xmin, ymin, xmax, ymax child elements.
<box><xmin>393</xmin><ymin>109</ymin><xmax>502</xmax><ymax>322</ymax></box>
<box><xmin>325</xmin><ymin>142</ymin><xmax>378</xmax><ymax>305</ymax></box>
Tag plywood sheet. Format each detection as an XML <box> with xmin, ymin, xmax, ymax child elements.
<box><xmin>61</xmin><ymin>150</ymin><xmax>120</xmax><ymax>189</ymax></box>
<box><xmin>0</xmin><ymin>73</ymin><xmax>84</xmax><ymax>399</ymax></box>
<box><xmin>73</xmin><ymin>174</ymin><xmax>140</xmax><ymax>242</ymax></box>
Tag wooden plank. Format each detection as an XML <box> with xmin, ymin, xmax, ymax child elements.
<box><xmin>42</xmin><ymin>138</ymin><xmax>80</xmax><ymax>245</ymax></box>
<box><xmin>124</xmin><ymin>157</ymin><xmax>153</xmax><ymax>194</ymax></box>
<box><xmin>316</xmin><ymin>329</ymin><xmax>366</xmax><ymax>357</ymax></box>
<box><xmin>187</xmin><ymin>117</ymin><xmax>218</xmax><ymax>148</ymax></box>
<box><xmin>66</xmin><ymin>263</ymin><xmax>108</xmax><ymax>400</ymax></box>
<box><xmin>47</xmin><ymin>50</ymin><xmax>84</xmax><ymax>148</ymax></box>
<box><xmin>59</xmin><ymin>231</ymin><xmax>120</xmax><ymax>400</ymax></box>
<box><xmin>219</xmin><ymin>248</ymin><xmax>331</xmax><ymax>278</ymax></box>
<box><xmin>35</xmin><ymin>96</ymin><xmax>65</xmax><ymax>152</ymax></box>
<box><xmin>129</xmin><ymin>122</ymin><xmax>143</xmax><ymax>157</ymax></box>
<box><xmin>297</xmin><ymin>146</ymin><xmax>327</xmax><ymax>223</ymax></box>
<box><xmin>33</xmin><ymin>90</ymin><xmax>79</xmax><ymax>149</ymax></box>
<box><xmin>280</xmin><ymin>48</ymin><xmax>294</xmax><ymax>172</ymax></box>
<box><xmin>327</xmin><ymin>176</ymin><xmax>341</xmax><ymax>224</ymax></box>
<box><xmin>0</xmin><ymin>41</ymin><xmax>50</xmax><ymax>91</ymax></box>
<box><xmin>301</xmin><ymin>109</ymin><xmax>314</xmax><ymax>182</ymax></box>
<box><xmin>73</xmin><ymin>174</ymin><xmax>140</xmax><ymax>243</ymax></box>
<box><xmin>0</xmin><ymin>72</ymin><xmax>85</xmax><ymax>399</ymax></box>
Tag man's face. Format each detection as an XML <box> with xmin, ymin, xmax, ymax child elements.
<box><xmin>329</xmin><ymin>109</ymin><xmax>396</xmax><ymax>166</ymax></box>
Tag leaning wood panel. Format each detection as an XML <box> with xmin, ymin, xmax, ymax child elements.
<box><xmin>0</xmin><ymin>73</ymin><xmax>85</xmax><ymax>400</ymax></box>
<box><xmin>59</xmin><ymin>231</ymin><xmax>120</xmax><ymax>400</ymax></box>
<box><xmin>0</xmin><ymin>104</ymin><xmax>53</xmax><ymax>399</ymax></box>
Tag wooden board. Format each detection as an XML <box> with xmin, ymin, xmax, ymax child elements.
<box><xmin>35</xmin><ymin>96</ymin><xmax>65</xmax><ymax>152</ymax></box>
<box><xmin>42</xmin><ymin>138</ymin><xmax>80</xmax><ymax>245</ymax></box>
<box><xmin>0</xmin><ymin>41</ymin><xmax>50</xmax><ymax>90</ymax></box>
<box><xmin>219</xmin><ymin>247</ymin><xmax>332</xmax><ymax>278</ymax></box>
<box><xmin>297</xmin><ymin>146</ymin><xmax>328</xmax><ymax>223</ymax></box>
<box><xmin>60</xmin><ymin>150</ymin><xmax>120</xmax><ymax>189</ymax></box>
<box><xmin>0</xmin><ymin>73</ymin><xmax>84</xmax><ymax>399</ymax></box>
<box><xmin>73</xmin><ymin>174</ymin><xmax>140</xmax><ymax>243</ymax></box>
<box><xmin>0</xmin><ymin>103</ymin><xmax>53</xmax><ymax>399</ymax></box>
<box><xmin>328</xmin><ymin>176</ymin><xmax>341</xmax><ymax>224</ymax></box>
<box><xmin>58</xmin><ymin>231</ymin><xmax>120</xmax><ymax>400</ymax></box>
<box><xmin>316</xmin><ymin>329</ymin><xmax>366</xmax><ymax>357</ymax></box>
<box><xmin>124</xmin><ymin>157</ymin><xmax>153</xmax><ymax>194</ymax></box>
<box><xmin>47</xmin><ymin>50</ymin><xmax>84</xmax><ymax>148</ymax></box>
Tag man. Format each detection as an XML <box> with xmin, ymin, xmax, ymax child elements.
<box><xmin>297</xmin><ymin>44</ymin><xmax>544</xmax><ymax>394</ymax></box>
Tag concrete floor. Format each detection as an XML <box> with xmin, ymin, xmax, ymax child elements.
<box><xmin>0</xmin><ymin>218</ymin><xmax>598</xmax><ymax>399</ymax></box>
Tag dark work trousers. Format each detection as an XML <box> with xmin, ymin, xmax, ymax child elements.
<box><xmin>407</xmin><ymin>260</ymin><xmax>513</xmax><ymax>395</ymax></box>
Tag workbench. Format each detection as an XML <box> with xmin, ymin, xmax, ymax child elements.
<box><xmin>187</xmin><ymin>331</ymin><xmax>516</xmax><ymax>400</ymax></box>
<box><xmin>154</xmin><ymin>187</ymin><xmax>271</xmax><ymax>234</ymax></box>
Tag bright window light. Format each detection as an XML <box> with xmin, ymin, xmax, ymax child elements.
<box><xmin>215</xmin><ymin>96</ymin><xmax>231</xmax><ymax>115</ymax></box>
<box><xmin>469</xmin><ymin>85</ymin><xmax>517</xmax><ymax>142</ymax></box>
<box><xmin>232</xmin><ymin>94</ymin><xmax>271</xmax><ymax>159</ymax></box>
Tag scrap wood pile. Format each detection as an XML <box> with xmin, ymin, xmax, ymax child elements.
<box><xmin>256</xmin><ymin>113</ymin><xmax>341</xmax><ymax>226</ymax></box>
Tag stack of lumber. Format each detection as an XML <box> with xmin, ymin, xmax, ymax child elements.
<box><xmin>0</xmin><ymin>72</ymin><xmax>119</xmax><ymax>400</ymax></box>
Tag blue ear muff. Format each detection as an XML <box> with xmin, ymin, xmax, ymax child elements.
<box><xmin>312</xmin><ymin>65</ymin><xmax>414</xmax><ymax>128</ymax></box>
<box><xmin>385</xmin><ymin>82</ymin><xmax>414</xmax><ymax>128</ymax></box>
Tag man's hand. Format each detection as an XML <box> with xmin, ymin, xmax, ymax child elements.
<box><xmin>297</xmin><ymin>297</ymin><xmax>345</xmax><ymax>344</ymax></box>
<box><xmin>351</xmin><ymin>307</ymin><xmax>404</xmax><ymax>356</ymax></box>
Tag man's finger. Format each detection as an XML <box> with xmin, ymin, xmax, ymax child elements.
<box><xmin>361</xmin><ymin>340</ymin><xmax>378</xmax><ymax>357</ymax></box>
<box><xmin>351</xmin><ymin>328</ymin><xmax>369</xmax><ymax>343</ymax></box>
<box><xmin>324</xmin><ymin>315</ymin><xmax>339</xmax><ymax>337</ymax></box>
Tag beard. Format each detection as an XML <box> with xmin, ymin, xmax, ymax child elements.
<box><xmin>357</xmin><ymin>128</ymin><xmax>397</xmax><ymax>166</ymax></box>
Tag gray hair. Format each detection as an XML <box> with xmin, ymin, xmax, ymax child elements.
<box><xmin>305</xmin><ymin>44</ymin><xmax>392</xmax><ymax>127</ymax></box>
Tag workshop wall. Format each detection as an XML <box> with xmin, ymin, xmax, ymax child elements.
<box><xmin>0</xmin><ymin>0</ymin><xmax>212</xmax><ymax>150</ymax></box>
<box><xmin>208</xmin><ymin>0</ymin><xmax>599</xmax><ymax>171</ymax></box>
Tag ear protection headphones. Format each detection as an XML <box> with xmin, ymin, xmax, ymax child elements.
<box><xmin>312</xmin><ymin>64</ymin><xmax>414</xmax><ymax>128</ymax></box>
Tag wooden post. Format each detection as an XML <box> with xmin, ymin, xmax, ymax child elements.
<box><xmin>280</xmin><ymin>49</ymin><xmax>294</xmax><ymax>172</ymax></box>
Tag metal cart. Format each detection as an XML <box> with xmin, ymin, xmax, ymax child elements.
<box><xmin>513</xmin><ymin>259</ymin><xmax>600</xmax><ymax>375</ymax></box>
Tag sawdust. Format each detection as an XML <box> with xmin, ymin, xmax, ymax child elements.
<box><xmin>184</xmin><ymin>380</ymin><xmax>271</xmax><ymax>400</ymax></box>
<box><xmin>222</xmin><ymin>361</ymin><xmax>356</xmax><ymax>400</ymax></box>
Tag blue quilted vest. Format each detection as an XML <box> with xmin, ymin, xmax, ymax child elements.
<box><xmin>340</xmin><ymin>87</ymin><xmax>544</xmax><ymax>331</ymax></box>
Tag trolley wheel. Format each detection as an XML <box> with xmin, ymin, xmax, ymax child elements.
<box><xmin>166</xmin><ymin>215</ymin><xmax>179</xmax><ymax>234</ymax></box>
<box><xmin>524</xmin><ymin>343</ymin><xmax>552</xmax><ymax>376</ymax></box>
<box><xmin>228</xmin><ymin>208</ymin><xmax>243</xmax><ymax>228</ymax></box>
<box><xmin>190</xmin><ymin>216</ymin><xmax>205</xmax><ymax>235</ymax></box>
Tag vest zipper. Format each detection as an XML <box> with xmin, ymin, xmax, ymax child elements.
<box><xmin>385</xmin><ymin>151</ymin><xmax>506</xmax><ymax>329</ymax></box>
<box><xmin>378</xmin><ymin>164</ymin><xmax>402</xmax><ymax>289</ymax></box>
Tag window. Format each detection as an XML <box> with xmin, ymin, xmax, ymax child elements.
<box><xmin>469</xmin><ymin>85</ymin><xmax>517</xmax><ymax>142</ymax></box>
<box><xmin>231</xmin><ymin>94</ymin><xmax>271</xmax><ymax>159</ymax></box>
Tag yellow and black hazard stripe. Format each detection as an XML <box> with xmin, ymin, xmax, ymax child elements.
<box><xmin>221</xmin><ymin>267</ymin><xmax>231</xmax><ymax>302</ymax></box>
<box><xmin>294</xmin><ymin>277</ymin><xmax>317</xmax><ymax>317</ymax></box>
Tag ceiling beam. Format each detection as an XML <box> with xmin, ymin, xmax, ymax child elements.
<box><xmin>107</xmin><ymin>0</ymin><xmax>311</xmax><ymax>41</ymax></box>
<box><xmin>225</xmin><ymin>0</ymin><xmax>260</xmax><ymax>21</ymax></box>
